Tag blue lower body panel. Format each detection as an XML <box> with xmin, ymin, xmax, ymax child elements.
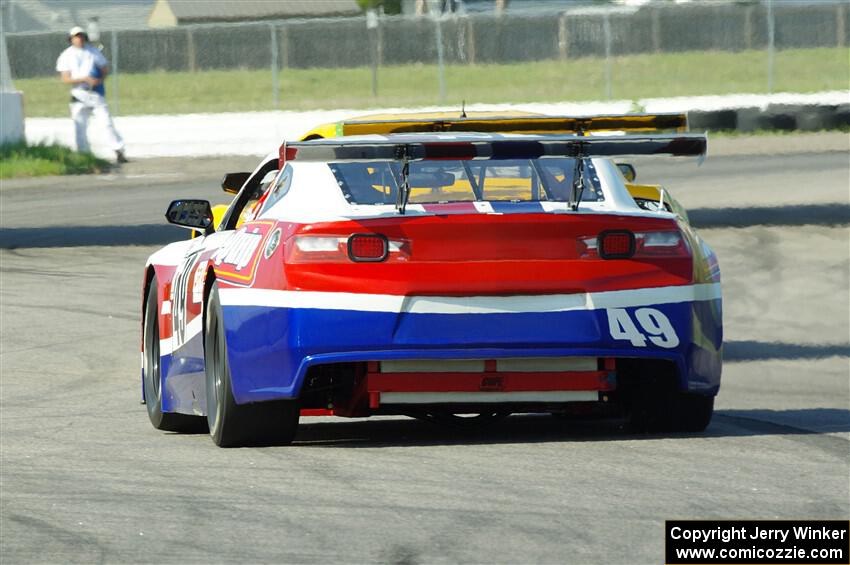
<box><xmin>159</xmin><ymin>297</ymin><xmax>722</xmax><ymax>414</ymax></box>
<box><xmin>204</xmin><ymin>299</ymin><xmax>723</xmax><ymax>406</ymax></box>
<box><xmin>160</xmin><ymin>333</ymin><xmax>205</xmax><ymax>415</ymax></box>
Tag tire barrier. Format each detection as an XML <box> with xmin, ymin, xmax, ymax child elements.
<box><xmin>688</xmin><ymin>103</ymin><xmax>850</xmax><ymax>132</ymax></box>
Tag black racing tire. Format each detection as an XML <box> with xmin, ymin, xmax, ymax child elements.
<box><xmin>671</xmin><ymin>393</ymin><xmax>714</xmax><ymax>432</ymax></box>
<box><xmin>625</xmin><ymin>383</ymin><xmax>669</xmax><ymax>433</ymax></box>
<box><xmin>627</xmin><ymin>386</ymin><xmax>714</xmax><ymax>433</ymax></box>
<box><xmin>143</xmin><ymin>278</ymin><xmax>208</xmax><ymax>433</ymax></box>
<box><xmin>204</xmin><ymin>281</ymin><xmax>300</xmax><ymax>448</ymax></box>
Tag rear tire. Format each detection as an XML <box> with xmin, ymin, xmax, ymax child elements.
<box><xmin>204</xmin><ymin>281</ymin><xmax>299</xmax><ymax>447</ymax></box>
<box><xmin>671</xmin><ymin>393</ymin><xmax>714</xmax><ymax>432</ymax></box>
<box><xmin>627</xmin><ymin>387</ymin><xmax>714</xmax><ymax>433</ymax></box>
<box><xmin>143</xmin><ymin>278</ymin><xmax>207</xmax><ymax>433</ymax></box>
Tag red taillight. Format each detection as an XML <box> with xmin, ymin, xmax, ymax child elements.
<box><xmin>286</xmin><ymin>234</ymin><xmax>408</xmax><ymax>263</ymax></box>
<box><xmin>347</xmin><ymin>234</ymin><xmax>388</xmax><ymax>262</ymax></box>
<box><xmin>579</xmin><ymin>230</ymin><xmax>689</xmax><ymax>259</ymax></box>
<box><xmin>599</xmin><ymin>230</ymin><xmax>635</xmax><ymax>259</ymax></box>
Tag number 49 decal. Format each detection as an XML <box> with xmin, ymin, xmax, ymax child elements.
<box><xmin>606</xmin><ymin>308</ymin><xmax>680</xmax><ymax>349</ymax></box>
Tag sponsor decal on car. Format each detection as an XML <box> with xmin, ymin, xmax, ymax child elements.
<box><xmin>212</xmin><ymin>221</ymin><xmax>276</xmax><ymax>285</ymax></box>
<box><xmin>191</xmin><ymin>260</ymin><xmax>208</xmax><ymax>304</ymax></box>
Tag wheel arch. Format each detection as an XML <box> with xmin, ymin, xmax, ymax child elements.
<box><xmin>201</xmin><ymin>265</ymin><xmax>218</xmax><ymax>340</ymax></box>
<box><xmin>142</xmin><ymin>266</ymin><xmax>156</xmax><ymax>327</ymax></box>
<box><xmin>140</xmin><ymin>266</ymin><xmax>157</xmax><ymax>404</ymax></box>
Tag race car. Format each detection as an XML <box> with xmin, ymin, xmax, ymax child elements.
<box><xmin>141</xmin><ymin>114</ymin><xmax>722</xmax><ymax>447</ymax></box>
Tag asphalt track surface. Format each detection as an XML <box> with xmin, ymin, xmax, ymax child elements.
<box><xmin>1</xmin><ymin>147</ymin><xmax>848</xmax><ymax>564</ymax></box>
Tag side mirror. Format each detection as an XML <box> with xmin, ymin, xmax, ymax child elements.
<box><xmin>165</xmin><ymin>199</ymin><xmax>215</xmax><ymax>234</ymax></box>
<box><xmin>617</xmin><ymin>163</ymin><xmax>636</xmax><ymax>182</ymax></box>
<box><xmin>221</xmin><ymin>172</ymin><xmax>251</xmax><ymax>194</ymax></box>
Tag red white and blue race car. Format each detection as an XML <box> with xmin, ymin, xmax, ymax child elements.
<box><xmin>141</xmin><ymin>114</ymin><xmax>722</xmax><ymax>447</ymax></box>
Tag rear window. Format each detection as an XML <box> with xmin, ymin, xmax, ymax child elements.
<box><xmin>330</xmin><ymin>159</ymin><xmax>604</xmax><ymax>205</ymax></box>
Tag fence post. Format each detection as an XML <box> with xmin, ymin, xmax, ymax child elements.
<box><xmin>766</xmin><ymin>0</ymin><xmax>774</xmax><ymax>94</ymax></box>
<box><xmin>650</xmin><ymin>7</ymin><xmax>661</xmax><ymax>53</ymax></box>
<box><xmin>603</xmin><ymin>12</ymin><xmax>612</xmax><ymax>100</ymax></box>
<box><xmin>743</xmin><ymin>5</ymin><xmax>753</xmax><ymax>51</ymax></box>
<box><xmin>466</xmin><ymin>17</ymin><xmax>475</xmax><ymax>65</ymax></box>
<box><xmin>186</xmin><ymin>27</ymin><xmax>196</xmax><ymax>72</ymax></box>
<box><xmin>377</xmin><ymin>12</ymin><xmax>384</xmax><ymax>67</ymax></box>
<box><xmin>435</xmin><ymin>13</ymin><xmax>446</xmax><ymax>103</ymax></box>
<box><xmin>838</xmin><ymin>3</ymin><xmax>846</xmax><ymax>48</ymax></box>
<box><xmin>270</xmin><ymin>24</ymin><xmax>279</xmax><ymax>108</ymax></box>
<box><xmin>367</xmin><ymin>9</ymin><xmax>378</xmax><ymax>98</ymax></box>
<box><xmin>558</xmin><ymin>13</ymin><xmax>568</xmax><ymax>60</ymax></box>
<box><xmin>110</xmin><ymin>29</ymin><xmax>119</xmax><ymax>115</ymax></box>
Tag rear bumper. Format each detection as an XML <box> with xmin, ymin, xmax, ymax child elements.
<box><xmin>217</xmin><ymin>284</ymin><xmax>723</xmax><ymax>404</ymax></box>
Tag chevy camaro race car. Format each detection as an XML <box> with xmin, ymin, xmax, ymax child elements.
<box><xmin>141</xmin><ymin>113</ymin><xmax>722</xmax><ymax>447</ymax></box>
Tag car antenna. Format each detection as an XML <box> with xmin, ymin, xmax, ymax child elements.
<box><xmin>460</xmin><ymin>100</ymin><xmax>467</xmax><ymax>118</ymax></box>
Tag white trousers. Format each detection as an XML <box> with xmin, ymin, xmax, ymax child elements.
<box><xmin>69</xmin><ymin>91</ymin><xmax>125</xmax><ymax>153</ymax></box>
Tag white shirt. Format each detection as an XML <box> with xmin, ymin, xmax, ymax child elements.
<box><xmin>56</xmin><ymin>44</ymin><xmax>108</xmax><ymax>98</ymax></box>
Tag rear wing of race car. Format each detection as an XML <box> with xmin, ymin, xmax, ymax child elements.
<box><xmin>280</xmin><ymin>132</ymin><xmax>707</xmax><ymax>213</ymax></box>
<box><xmin>281</xmin><ymin>133</ymin><xmax>706</xmax><ymax>164</ymax></box>
<box><xmin>302</xmin><ymin>113</ymin><xmax>689</xmax><ymax>139</ymax></box>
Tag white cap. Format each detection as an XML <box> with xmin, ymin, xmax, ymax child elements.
<box><xmin>68</xmin><ymin>26</ymin><xmax>86</xmax><ymax>37</ymax></box>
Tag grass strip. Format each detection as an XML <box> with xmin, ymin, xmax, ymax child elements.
<box><xmin>0</xmin><ymin>143</ymin><xmax>111</xmax><ymax>179</ymax></box>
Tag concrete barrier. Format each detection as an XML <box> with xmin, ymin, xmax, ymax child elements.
<box><xmin>0</xmin><ymin>91</ymin><xmax>25</xmax><ymax>144</ymax></box>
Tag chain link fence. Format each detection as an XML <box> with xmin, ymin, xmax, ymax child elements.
<box><xmin>4</xmin><ymin>1</ymin><xmax>848</xmax><ymax>116</ymax></box>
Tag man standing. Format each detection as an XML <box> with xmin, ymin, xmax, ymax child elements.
<box><xmin>56</xmin><ymin>26</ymin><xmax>126</xmax><ymax>163</ymax></box>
